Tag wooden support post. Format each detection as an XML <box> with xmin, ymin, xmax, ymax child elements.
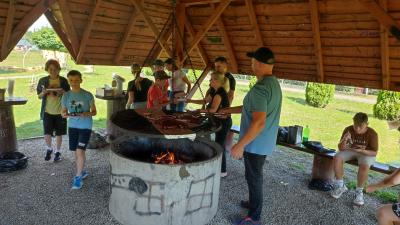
<box><xmin>1</xmin><ymin>0</ymin><xmax>15</xmax><ymax>60</ymax></box>
<box><xmin>186</xmin><ymin>65</ymin><xmax>212</xmax><ymax>99</ymax></box>
<box><xmin>309</xmin><ymin>0</ymin><xmax>324</xmax><ymax>82</ymax></box>
<box><xmin>379</xmin><ymin>0</ymin><xmax>390</xmax><ymax>90</ymax></box>
<box><xmin>58</xmin><ymin>0</ymin><xmax>80</xmax><ymax>57</ymax></box>
<box><xmin>45</xmin><ymin>10</ymin><xmax>77</xmax><ymax>60</ymax></box>
<box><xmin>180</xmin><ymin>0</ymin><xmax>231</xmax><ymax>65</ymax></box>
<box><xmin>175</xmin><ymin>3</ymin><xmax>186</xmax><ymax>66</ymax></box>
<box><xmin>244</xmin><ymin>0</ymin><xmax>263</xmax><ymax>47</ymax></box>
<box><xmin>130</xmin><ymin>0</ymin><xmax>172</xmax><ymax>57</ymax></box>
<box><xmin>76</xmin><ymin>0</ymin><xmax>102</xmax><ymax>63</ymax></box>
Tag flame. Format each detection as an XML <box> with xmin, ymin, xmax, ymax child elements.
<box><xmin>154</xmin><ymin>150</ymin><xmax>183</xmax><ymax>164</ymax></box>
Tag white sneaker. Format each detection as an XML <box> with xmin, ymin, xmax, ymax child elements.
<box><xmin>353</xmin><ymin>191</ymin><xmax>364</xmax><ymax>206</ymax></box>
<box><xmin>331</xmin><ymin>185</ymin><xmax>348</xmax><ymax>199</ymax></box>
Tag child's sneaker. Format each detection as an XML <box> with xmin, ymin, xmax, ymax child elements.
<box><xmin>81</xmin><ymin>170</ymin><xmax>89</xmax><ymax>179</ymax></box>
<box><xmin>71</xmin><ymin>176</ymin><xmax>83</xmax><ymax>190</ymax></box>
<box><xmin>53</xmin><ymin>152</ymin><xmax>62</xmax><ymax>162</ymax></box>
<box><xmin>44</xmin><ymin>149</ymin><xmax>52</xmax><ymax>161</ymax></box>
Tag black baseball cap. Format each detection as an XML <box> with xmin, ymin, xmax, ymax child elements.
<box><xmin>153</xmin><ymin>70</ymin><xmax>171</xmax><ymax>80</ymax></box>
<box><xmin>246</xmin><ymin>47</ymin><xmax>275</xmax><ymax>64</ymax></box>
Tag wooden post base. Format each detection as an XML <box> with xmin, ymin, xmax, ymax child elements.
<box><xmin>311</xmin><ymin>155</ymin><xmax>335</xmax><ymax>182</ymax></box>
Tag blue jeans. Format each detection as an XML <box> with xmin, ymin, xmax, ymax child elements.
<box><xmin>215</xmin><ymin>117</ymin><xmax>232</xmax><ymax>173</ymax></box>
<box><xmin>244</xmin><ymin>151</ymin><xmax>266</xmax><ymax>221</ymax></box>
<box><xmin>169</xmin><ymin>91</ymin><xmax>185</xmax><ymax>112</ymax></box>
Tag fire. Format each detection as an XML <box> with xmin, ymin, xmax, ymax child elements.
<box><xmin>154</xmin><ymin>150</ymin><xmax>183</xmax><ymax>164</ymax></box>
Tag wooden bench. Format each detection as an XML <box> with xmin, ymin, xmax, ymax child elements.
<box><xmin>227</xmin><ymin>125</ymin><xmax>398</xmax><ymax>178</ymax></box>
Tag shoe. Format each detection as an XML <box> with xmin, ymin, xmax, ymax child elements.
<box><xmin>331</xmin><ymin>184</ymin><xmax>348</xmax><ymax>199</ymax></box>
<box><xmin>231</xmin><ymin>216</ymin><xmax>261</xmax><ymax>225</ymax></box>
<box><xmin>71</xmin><ymin>176</ymin><xmax>83</xmax><ymax>190</ymax></box>
<box><xmin>44</xmin><ymin>149</ymin><xmax>52</xmax><ymax>161</ymax></box>
<box><xmin>53</xmin><ymin>152</ymin><xmax>62</xmax><ymax>162</ymax></box>
<box><xmin>81</xmin><ymin>170</ymin><xmax>89</xmax><ymax>179</ymax></box>
<box><xmin>221</xmin><ymin>172</ymin><xmax>228</xmax><ymax>178</ymax></box>
<box><xmin>353</xmin><ymin>190</ymin><xmax>364</xmax><ymax>206</ymax></box>
<box><xmin>240</xmin><ymin>200</ymin><xmax>250</xmax><ymax>209</ymax></box>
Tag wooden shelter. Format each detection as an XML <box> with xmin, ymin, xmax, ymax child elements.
<box><xmin>0</xmin><ymin>0</ymin><xmax>399</xmax><ymax>91</ymax></box>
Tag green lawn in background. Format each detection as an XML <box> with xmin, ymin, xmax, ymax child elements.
<box><xmin>0</xmin><ymin>50</ymin><xmax>399</xmax><ymax>164</ymax></box>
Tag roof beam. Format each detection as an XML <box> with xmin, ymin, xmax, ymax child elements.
<box><xmin>5</xmin><ymin>0</ymin><xmax>57</xmax><ymax>58</ymax></box>
<box><xmin>244</xmin><ymin>0</ymin><xmax>263</xmax><ymax>47</ymax></box>
<box><xmin>180</xmin><ymin>0</ymin><xmax>231</xmax><ymax>64</ymax></box>
<box><xmin>186</xmin><ymin>64</ymin><xmax>212</xmax><ymax>99</ymax></box>
<box><xmin>58</xmin><ymin>0</ymin><xmax>80</xmax><ymax>57</ymax></box>
<box><xmin>379</xmin><ymin>0</ymin><xmax>390</xmax><ymax>90</ymax></box>
<box><xmin>1</xmin><ymin>0</ymin><xmax>15</xmax><ymax>60</ymax></box>
<box><xmin>76</xmin><ymin>0</ymin><xmax>102</xmax><ymax>63</ymax></box>
<box><xmin>175</xmin><ymin>3</ymin><xmax>186</xmax><ymax>66</ymax></box>
<box><xmin>130</xmin><ymin>0</ymin><xmax>172</xmax><ymax>57</ymax></box>
<box><xmin>181</xmin><ymin>0</ymin><xmax>239</xmax><ymax>7</ymax></box>
<box><xmin>184</xmin><ymin>19</ymin><xmax>209</xmax><ymax>67</ymax></box>
<box><xmin>213</xmin><ymin>4</ymin><xmax>238</xmax><ymax>72</ymax></box>
<box><xmin>45</xmin><ymin>10</ymin><xmax>76</xmax><ymax>60</ymax></box>
<box><xmin>309</xmin><ymin>0</ymin><xmax>324</xmax><ymax>82</ymax></box>
<box><xmin>358</xmin><ymin>0</ymin><xmax>400</xmax><ymax>40</ymax></box>
<box><xmin>114</xmin><ymin>7</ymin><xmax>140</xmax><ymax>64</ymax></box>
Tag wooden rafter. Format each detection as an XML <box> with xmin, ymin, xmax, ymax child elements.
<box><xmin>186</xmin><ymin>64</ymin><xmax>212</xmax><ymax>99</ymax></box>
<box><xmin>180</xmin><ymin>0</ymin><xmax>231</xmax><ymax>64</ymax></box>
<box><xmin>45</xmin><ymin>10</ymin><xmax>76</xmax><ymax>60</ymax></box>
<box><xmin>379</xmin><ymin>0</ymin><xmax>390</xmax><ymax>90</ymax></box>
<box><xmin>244</xmin><ymin>0</ymin><xmax>263</xmax><ymax>47</ymax></box>
<box><xmin>114</xmin><ymin>7</ymin><xmax>140</xmax><ymax>64</ymax></box>
<box><xmin>1</xmin><ymin>0</ymin><xmax>15</xmax><ymax>60</ymax></box>
<box><xmin>76</xmin><ymin>0</ymin><xmax>102</xmax><ymax>63</ymax></box>
<box><xmin>358</xmin><ymin>0</ymin><xmax>400</xmax><ymax>40</ymax></box>
<box><xmin>184</xmin><ymin>19</ymin><xmax>209</xmax><ymax>66</ymax></box>
<box><xmin>213</xmin><ymin>4</ymin><xmax>237</xmax><ymax>72</ymax></box>
<box><xmin>175</xmin><ymin>3</ymin><xmax>186</xmax><ymax>66</ymax></box>
<box><xmin>309</xmin><ymin>0</ymin><xmax>324</xmax><ymax>82</ymax></box>
<box><xmin>181</xmin><ymin>0</ymin><xmax>239</xmax><ymax>7</ymax></box>
<box><xmin>5</xmin><ymin>0</ymin><xmax>57</xmax><ymax>57</ymax></box>
<box><xmin>58</xmin><ymin>0</ymin><xmax>80</xmax><ymax>57</ymax></box>
<box><xmin>130</xmin><ymin>0</ymin><xmax>172</xmax><ymax>57</ymax></box>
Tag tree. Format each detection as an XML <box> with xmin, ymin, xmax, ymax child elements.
<box><xmin>30</xmin><ymin>27</ymin><xmax>66</xmax><ymax>52</ymax></box>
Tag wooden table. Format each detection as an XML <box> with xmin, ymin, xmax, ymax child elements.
<box><xmin>0</xmin><ymin>97</ymin><xmax>27</xmax><ymax>155</ymax></box>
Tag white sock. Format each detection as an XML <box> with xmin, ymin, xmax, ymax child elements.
<box><xmin>356</xmin><ymin>187</ymin><xmax>363</xmax><ymax>193</ymax></box>
<box><xmin>55</xmin><ymin>148</ymin><xmax>61</xmax><ymax>153</ymax></box>
<box><xmin>336</xmin><ymin>179</ymin><xmax>344</xmax><ymax>187</ymax></box>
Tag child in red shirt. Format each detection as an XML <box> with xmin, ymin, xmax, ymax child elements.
<box><xmin>147</xmin><ymin>70</ymin><xmax>170</xmax><ymax>109</ymax></box>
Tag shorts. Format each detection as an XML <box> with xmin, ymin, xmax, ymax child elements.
<box><xmin>43</xmin><ymin>113</ymin><xmax>67</xmax><ymax>136</ymax></box>
<box><xmin>68</xmin><ymin>128</ymin><xmax>92</xmax><ymax>151</ymax></box>
<box><xmin>335</xmin><ymin>150</ymin><xmax>376</xmax><ymax>166</ymax></box>
<box><xmin>393</xmin><ymin>203</ymin><xmax>400</xmax><ymax>217</ymax></box>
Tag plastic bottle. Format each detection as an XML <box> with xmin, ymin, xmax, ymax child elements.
<box><xmin>303</xmin><ymin>126</ymin><xmax>310</xmax><ymax>142</ymax></box>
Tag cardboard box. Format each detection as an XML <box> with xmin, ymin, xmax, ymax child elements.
<box><xmin>96</xmin><ymin>88</ymin><xmax>114</xmax><ymax>97</ymax></box>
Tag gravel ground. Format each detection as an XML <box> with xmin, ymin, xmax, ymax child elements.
<box><xmin>0</xmin><ymin>138</ymin><xmax>388</xmax><ymax>225</ymax></box>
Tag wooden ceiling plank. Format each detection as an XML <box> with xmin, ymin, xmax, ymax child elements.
<box><xmin>130</xmin><ymin>0</ymin><xmax>172</xmax><ymax>57</ymax></box>
<box><xmin>1</xmin><ymin>0</ymin><xmax>15</xmax><ymax>60</ymax></box>
<box><xmin>45</xmin><ymin>10</ymin><xmax>76</xmax><ymax>60</ymax></box>
<box><xmin>379</xmin><ymin>0</ymin><xmax>390</xmax><ymax>90</ymax></box>
<box><xmin>182</xmin><ymin>0</ymin><xmax>239</xmax><ymax>7</ymax></box>
<box><xmin>184</xmin><ymin>19</ymin><xmax>209</xmax><ymax>67</ymax></box>
<box><xmin>181</xmin><ymin>0</ymin><xmax>231</xmax><ymax>64</ymax></box>
<box><xmin>76</xmin><ymin>0</ymin><xmax>103</xmax><ymax>63</ymax></box>
<box><xmin>114</xmin><ymin>8</ymin><xmax>140</xmax><ymax>64</ymax></box>
<box><xmin>309</xmin><ymin>0</ymin><xmax>324</xmax><ymax>82</ymax></box>
<box><xmin>58</xmin><ymin>0</ymin><xmax>80</xmax><ymax>57</ymax></box>
<box><xmin>358</xmin><ymin>0</ymin><xmax>400</xmax><ymax>40</ymax></box>
<box><xmin>213</xmin><ymin>3</ymin><xmax>237</xmax><ymax>72</ymax></box>
<box><xmin>6</xmin><ymin>0</ymin><xmax>57</xmax><ymax>57</ymax></box>
<box><xmin>244</xmin><ymin>0</ymin><xmax>263</xmax><ymax>47</ymax></box>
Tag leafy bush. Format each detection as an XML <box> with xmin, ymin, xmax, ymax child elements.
<box><xmin>305</xmin><ymin>82</ymin><xmax>335</xmax><ymax>108</ymax></box>
<box><xmin>248</xmin><ymin>76</ymin><xmax>257</xmax><ymax>90</ymax></box>
<box><xmin>373</xmin><ymin>90</ymin><xmax>400</xmax><ymax>120</ymax></box>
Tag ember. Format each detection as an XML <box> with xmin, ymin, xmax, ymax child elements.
<box><xmin>153</xmin><ymin>150</ymin><xmax>183</xmax><ymax>164</ymax></box>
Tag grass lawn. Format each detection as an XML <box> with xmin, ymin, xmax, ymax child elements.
<box><xmin>0</xmin><ymin>50</ymin><xmax>399</xmax><ymax>164</ymax></box>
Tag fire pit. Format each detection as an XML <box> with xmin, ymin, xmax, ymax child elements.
<box><xmin>108</xmin><ymin>110</ymin><xmax>222</xmax><ymax>225</ymax></box>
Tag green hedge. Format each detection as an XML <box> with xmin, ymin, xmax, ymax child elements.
<box><xmin>305</xmin><ymin>82</ymin><xmax>335</xmax><ymax>108</ymax></box>
<box><xmin>373</xmin><ymin>90</ymin><xmax>400</xmax><ymax>120</ymax></box>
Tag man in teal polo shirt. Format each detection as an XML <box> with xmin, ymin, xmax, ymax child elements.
<box><xmin>221</xmin><ymin>47</ymin><xmax>282</xmax><ymax>225</ymax></box>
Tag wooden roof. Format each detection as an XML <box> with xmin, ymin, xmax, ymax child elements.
<box><xmin>0</xmin><ymin>0</ymin><xmax>400</xmax><ymax>91</ymax></box>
